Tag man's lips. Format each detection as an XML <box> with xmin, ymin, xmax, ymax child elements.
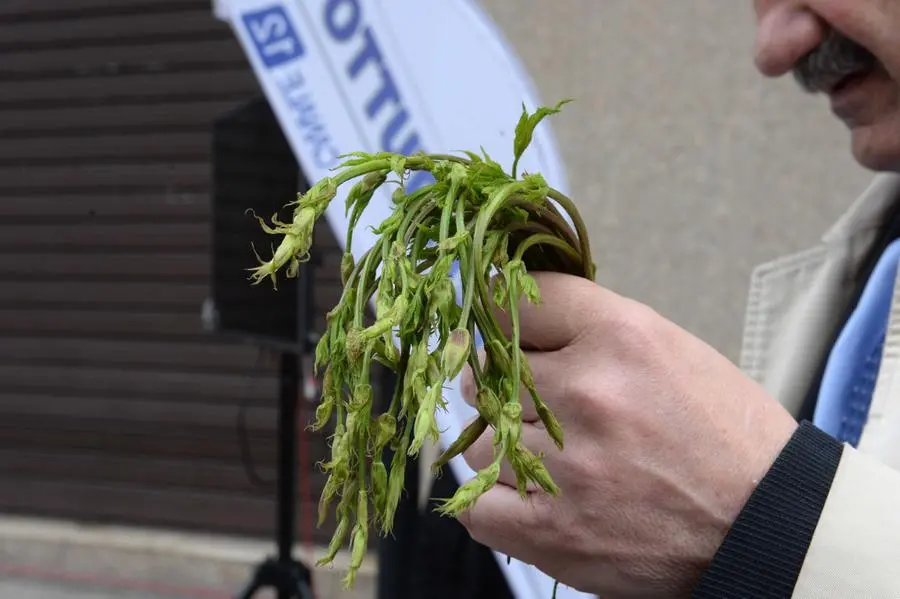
<box><xmin>817</xmin><ymin>69</ymin><xmax>872</xmax><ymax>95</ymax></box>
<box><xmin>825</xmin><ymin>68</ymin><xmax>885</xmax><ymax>126</ymax></box>
<box><xmin>827</xmin><ymin>71</ymin><xmax>871</xmax><ymax>95</ymax></box>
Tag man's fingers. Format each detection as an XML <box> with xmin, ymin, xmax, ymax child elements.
<box><xmin>489</xmin><ymin>271</ymin><xmax>600</xmax><ymax>351</ymax></box>
<box><xmin>461</xmin><ymin>418</ymin><xmax>559</xmax><ymax>492</ymax></box>
<box><xmin>460</xmin><ymin>349</ymin><xmax>563</xmax><ymax>423</ymax></box>
<box><xmin>459</xmin><ymin>349</ymin><xmax>488</xmax><ymax>407</ymax></box>
<box><xmin>456</xmin><ymin>483</ymin><xmax>551</xmax><ymax>565</ymax></box>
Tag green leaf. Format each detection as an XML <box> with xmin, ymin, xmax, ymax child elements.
<box><xmin>448</xmin><ymin>162</ymin><xmax>468</xmax><ymax>187</ymax></box>
<box><xmin>522</xmin><ymin>172</ymin><xmax>550</xmax><ymax>203</ymax></box>
<box><xmin>429</xmin><ymin>254</ymin><xmax>455</xmax><ymax>283</ymax></box>
<box><xmin>430</xmin><ymin>160</ymin><xmax>454</xmax><ymax>183</ymax></box>
<box><xmin>462</xmin><ymin>150</ymin><xmax>483</xmax><ymax>163</ymax></box>
<box><xmin>492</xmin><ymin>276</ymin><xmax>509</xmax><ymax>308</ymax></box>
<box><xmin>467</xmin><ymin>160</ymin><xmax>508</xmax><ymax>194</ymax></box>
<box><xmin>344</xmin><ymin>179</ymin><xmax>364</xmax><ymax>215</ymax></box>
<box><xmin>332</xmin><ymin>151</ymin><xmax>375</xmax><ymax>169</ymax></box>
<box><xmin>479</xmin><ymin>145</ymin><xmax>497</xmax><ymax>165</ymax></box>
<box><xmin>437</xmin><ymin>229</ymin><xmax>468</xmax><ymax>252</ymax></box>
<box><xmin>506</xmin><ymin>206</ymin><xmax>530</xmax><ymax>221</ymax></box>
<box><xmin>390</xmin><ymin>155</ymin><xmax>407</xmax><ymax>177</ymax></box>
<box><xmin>369</xmin><ymin>208</ymin><xmax>403</xmax><ymax>236</ymax></box>
<box><xmin>520</xmin><ymin>271</ymin><xmax>541</xmax><ymax>304</ymax></box>
<box><xmin>511</xmin><ymin>99</ymin><xmax>573</xmax><ymax>178</ymax></box>
<box><xmin>314</xmin><ymin>331</ymin><xmax>331</xmax><ymax>371</ymax></box>
<box><xmin>493</xmin><ymin>233</ymin><xmax>510</xmax><ymax>268</ymax></box>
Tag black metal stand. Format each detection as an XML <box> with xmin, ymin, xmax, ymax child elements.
<box><xmin>236</xmin><ymin>262</ymin><xmax>316</xmax><ymax>599</ymax></box>
<box><xmin>236</xmin><ymin>352</ymin><xmax>314</xmax><ymax>599</ymax></box>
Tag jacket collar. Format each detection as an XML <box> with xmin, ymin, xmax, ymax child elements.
<box><xmin>823</xmin><ymin>173</ymin><xmax>900</xmax><ymax>244</ymax></box>
<box><xmin>739</xmin><ymin>172</ymin><xmax>900</xmax><ymax>418</ymax></box>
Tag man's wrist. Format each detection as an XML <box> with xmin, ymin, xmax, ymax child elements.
<box><xmin>691</xmin><ymin>421</ymin><xmax>844</xmax><ymax>598</ymax></box>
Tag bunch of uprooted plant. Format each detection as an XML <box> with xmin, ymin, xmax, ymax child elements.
<box><xmin>247</xmin><ymin>100</ymin><xmax>594</xmax><ymax>594</ymax></box>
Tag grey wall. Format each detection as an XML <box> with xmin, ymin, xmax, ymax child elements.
<box><xmin>479</xmin><ymin>0</ymin><xmax>875</xmax><ymax>361</ymax></box>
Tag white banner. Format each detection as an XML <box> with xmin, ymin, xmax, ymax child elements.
<box><xmin>218</xmin><ymin>2</ymin><xmax>592</xmax><ymax>598</ymax></box>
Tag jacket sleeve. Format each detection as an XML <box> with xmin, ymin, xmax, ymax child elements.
<box><xmin>692</xmin><ymin>421</ymin><xmax>900</xmax><ymax>598</ymax></box>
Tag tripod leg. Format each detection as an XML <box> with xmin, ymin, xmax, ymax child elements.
<box><xmin>235</xmin><ymin>574</ymin><xmax>260</xmax><ymax>599</ymax></box>
<box><xmin>294</xmin><ymin>578</ymin><xmax>314</xmax><ymax>599</ymax></box>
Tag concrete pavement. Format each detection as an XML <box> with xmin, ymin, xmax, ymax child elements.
<box><xmin>0</xmin><ymin>516</ymin><xmax>374</xmax><ymax>599</ymax></box>
<box><xmin>0</xmin><ymin>578</ymin><xmax>171</xmax><ymax>599</ymax></box>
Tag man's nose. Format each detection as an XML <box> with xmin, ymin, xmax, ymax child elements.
<box><xmin>754</xmin><ymin>4</ymin><xmax>826</xmax><ymax>77</ymax></box>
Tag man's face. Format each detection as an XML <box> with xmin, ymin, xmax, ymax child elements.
<box><xmin>754</xmin><ymin>0</ymin><xmax>900</xmax><ymax>171</ymax></box>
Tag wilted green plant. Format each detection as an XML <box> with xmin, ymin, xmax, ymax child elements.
<box><xmin>248</xmin><ymin>100</ymin><xmax>594</xmax><ymax>591</ymax></box>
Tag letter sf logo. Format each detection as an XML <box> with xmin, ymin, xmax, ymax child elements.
<box><xmin>242</xmin><ymin>4</ymin><xmax>305</xmax><ymax>69</ymax></box>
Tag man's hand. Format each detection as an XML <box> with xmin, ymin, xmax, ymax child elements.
<box><xmin>457</xmin><ymin>272</ymin><xmax>798</xmax><ymax>598</ymax></box>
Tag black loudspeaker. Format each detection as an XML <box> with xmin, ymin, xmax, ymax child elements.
<box><xmin>210</xmin><ymin>97</ymin><xmax>316</xmax><ymax>599</ymax></box>
<box><xmin>207</xmin><ymin>96</ymin><xmax>309</xmax><ymax>352</ymax></box>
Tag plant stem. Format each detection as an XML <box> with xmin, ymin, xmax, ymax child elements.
<box><xmin>507</xmin><ymin>274</ymin><xmax>523</xmax><ymax>404</ymax></box>
<box><xmin>338</xmin><ymin>245</ymin><xmax>373</xmax><ymax>308</ymax></box>
<box><xmin>463</xmin><ymin>182</ymin><xmax>527</xmax><ymax>329</ymax></box>
<box><xmin>547</xmin><ymin>188</ymin><xmax>594</xmax><ymax>279</ymax></box>
<box><xmin>422</xmin><ymin>153</ymin><xmax>471</xmax><ymax>165</ymax></box>
<box><xmin>438</xmin><ymin>179</ymin><xmax>458</xmax><ymax>255</ymax></box>
<box><xmin>432</xmin><ymin>416</ymin><xmax>488</xmax><ymax>470</ymax></box>
<box><xmin>354</xmin><ymin>239</ymin><xmax>382</xmax><ymax>328</ymax></box>
<box><xmin>513</xmin><ymin>233</ymin><xmax>581</xmax><ymax>265</ymax></box>
<box><xmin>333</xmin><ymin>160</ymin><xmax>391</xmax><ymax>185</ymax></box>
<box><xmin>388</xmin><ymin>345</ymin><xmax>410</xmax><ymax>416</ymax></box>
<box><xmin>508</xmin><ymin>198</ymin><xmax>579</xmax><ymax>250</ymax></box>
<box><xmin>473</xmin><ymin>283</ymin><xmax>505</xmax><ymax>344</ymax></box>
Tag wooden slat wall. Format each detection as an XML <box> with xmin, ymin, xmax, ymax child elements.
<box><xmin>0</xmin><ymin>0</ymin><xmax>346</xmax><ymax>543</ymax></box>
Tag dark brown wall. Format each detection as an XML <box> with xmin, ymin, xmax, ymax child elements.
<box><xmin>0</xmin><ymin>0</ymin><xmax>346</xmax><ymax>544</ymax></box>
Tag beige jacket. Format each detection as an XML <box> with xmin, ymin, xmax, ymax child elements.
<box><xmin>741</xmin><ymin>172</ymin><xmax>900</xmax><ymax>597</ymax></box>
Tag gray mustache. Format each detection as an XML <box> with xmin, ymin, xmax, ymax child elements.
<box><xmin>793</xmin><ymin>31</ymin><xmax>878</xmax><ymax>93</ymax></box>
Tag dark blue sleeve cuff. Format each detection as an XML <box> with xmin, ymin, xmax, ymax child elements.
<box><xmin>691</xmin><ymin>421</ymin><xmax>844</xmax><ymax>598</ymax></box>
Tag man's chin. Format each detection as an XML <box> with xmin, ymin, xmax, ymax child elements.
<box><xmin>849</xmin><ymin>124</ymin><xmax>900</xmax><ymax>173</ymax></box>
